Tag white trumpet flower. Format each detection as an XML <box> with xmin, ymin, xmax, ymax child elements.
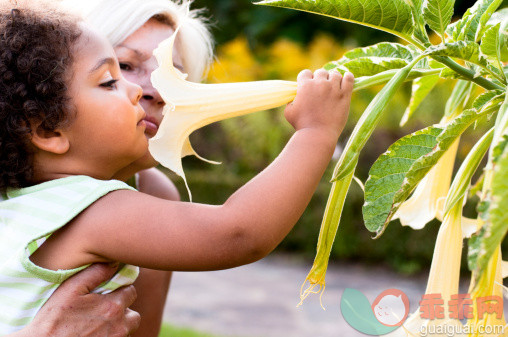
<box><xmin>149</xmin><ymin>28</ymin><xmax>297</xmax><ymax>198</ymax></box>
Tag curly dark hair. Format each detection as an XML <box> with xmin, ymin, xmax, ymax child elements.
<box><xmin>0</xmin><ymin>0</ymin><xmax>82</xmax><ymax>191</ymax></box>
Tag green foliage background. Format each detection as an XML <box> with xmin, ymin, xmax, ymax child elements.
<box><xmin>162</xmin><ymin>0</ymin><xmax>506</xmax><ymax>274</ymax></box>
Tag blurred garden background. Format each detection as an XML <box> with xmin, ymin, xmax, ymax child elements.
<box><xmin>160</xmin><ymin>0</ymin><xmax>503</xmax><ymax>275</ymax></box>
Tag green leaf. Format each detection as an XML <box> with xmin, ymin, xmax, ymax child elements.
<box><xmin>485</xmin><ymin>8</ymin><xmax>508</xmax><ymax>61</ymax></box>
<box><xmin>469</xmin><ymin>135</ymin><xmax>508</xmax><ymax>278</ymax></box>
<box><xmin>480</xmin><ymin>23</ymin><xmax>501</xmax><ymax>58</ymax></box>
<box><xmin>363</xmin><ymin>107</ymin><xmax>497</xmax><ymax>236</ymax></box>
<box><xmin>468</xmin><ymin>228</ymin><xmax>483</xmax><ymax>272</ymax></box>
<box><xmin>480</xmin><ymin>23</ymin><xmax>506</xmax><ymax>79</ymax></box>
<box><xmin>400</xmin><ymin>74</ymin><xmax>440</xmax><ymax>126</ymax></box>
<box><xmin>475</xmin><ymin>0</ymin><xmax>504</xmax><ymax>41</ymax></box>
<box><xmin>343</xmin><ymin>42</ymin><xmax>415</xmax><ymax>61</ymax></box>
<box><xmin>325</xmin><ymin>43</ymin><xmax>429</xmax><ymax>78</ymax></box>
<box><xmin>425</xmin><ymin>41</ymin><xmax>488</xmax><ymax>66</ymax></box>
<box><xmin>408</xmin><ymin>0</ymin><xmax>430</xmax><ymax>41</ymax></box>
<box><xmin>423</xmin><ymin>0</ymin><xmax>454</xmax><ymax>39</ymax></box>
<box><xmin>341</xmin><ymin>57</ymin><xmax>409</xmax><ymax>77</ymax></box>
<box><xmin>449</xmin><ymin>0</ymin><xmax>503</xmax><ymax>42</ymax></box>
<box><xmin>363</xmin><ymin>126</ymin><xmax>442</xmax><ymax>234</ymax></box>
<box><xmin>472</xmin><ymin>89</ymin><xmax>504</xmax><ymax>110</ymax></box>
<box><xmin>255</xmin><ymin>0</ymin><xmax>415</xmax><ymax>43</ymax></box>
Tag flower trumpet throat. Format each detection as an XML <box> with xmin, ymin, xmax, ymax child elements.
<box><xmin>149</xmin><ymin>28</ymin><xmax>297</xmax><ymax>198</ymax></box>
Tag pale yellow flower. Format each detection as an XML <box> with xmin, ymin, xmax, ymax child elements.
<box><xmin>148</xmin><ymin>28</ymin><xmax>297</xmax><ymax>198</ymax></box>
<box><xmin>387</xmin><ymin>201</ymin><xmax>465</xmax><ymax>337</ymax></box>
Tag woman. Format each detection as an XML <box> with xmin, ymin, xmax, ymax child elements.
<box><xmin>59</xmin><ymin>1</ymin><xmax>214</xmax><ymax>336</ymax></box>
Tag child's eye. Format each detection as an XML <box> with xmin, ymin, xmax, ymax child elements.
<box><xmin>119</xmin><ymin>63</ymin><xmax>132</xmax><ymax>71</ymax></box>
<box><xmin>100</xmin><ymin>79</ymin><xmax>118</xmax><ymax>89</ymax></box>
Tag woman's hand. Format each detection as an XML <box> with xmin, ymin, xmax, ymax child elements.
<box><xmin>13</xmin><ymin>263</ymin><xmax>140</xmax><ymax>337</ymax></box>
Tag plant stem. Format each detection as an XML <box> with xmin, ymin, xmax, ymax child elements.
<box><xmin>430</xmin><ymin>56</ymin><xmax>504</xmax><ymax>90</ymax></box>
<box><xmin>408</xmin><ymin>35</ymin><xmax>504</xmax><ymax>90</ymax></box>
<box><xmin>353</xmin><ymin>68</ymin><xmax>441</xmax><ymax>91</ymax></box>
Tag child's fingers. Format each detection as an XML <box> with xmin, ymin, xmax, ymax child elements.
<box><xmin>341</xmin><ymin>72</ymin><xmax>355</xmax><ymax>93</ymax></box>
<box><xmin>297</xmin><ymin>69</ymin><xmax>313</xmax><ymax>82</ymax></box>
<box><xmin>314</xmin><ymin>68</ymin><xmax>329</xmax><ymax>80</ymax></box>
<box><xmin>329</xmin><ymin>70</ymin><xmax>343</xmax><ymax>90</ymax></box>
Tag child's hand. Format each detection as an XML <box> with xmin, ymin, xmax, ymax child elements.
<box><xmin>284</xmin><ymin>69</ymin><xmax>354</xmax><ymax>140</ymax></box>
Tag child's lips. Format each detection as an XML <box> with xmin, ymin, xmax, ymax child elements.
<box><xmin>143</xmin><ymin>118</ymin><xmax>159</xmax><ymax>135</ymax></box>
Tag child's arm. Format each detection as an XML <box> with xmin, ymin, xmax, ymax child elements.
<box><xmin>31</xmin><ymin>70</ymin><xmax>353</xmax><ymax>272</ymax></box>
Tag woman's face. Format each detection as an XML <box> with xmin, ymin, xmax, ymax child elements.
<box><xmin>114</xmin><ymin>18</ymin><xmax>184</xmax><ymax>139</ymax></box>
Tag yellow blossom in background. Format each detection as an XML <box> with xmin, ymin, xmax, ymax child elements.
<box><xmin>207</xmin><ymin>37</ymin><xmax>262</xmax><ymax>82</ymax></box>
<box><xmin>308</xmin><ymin>33</ymin><xmax>345</xmax><ymax>71</ymax></box>
<box><xmin>265</xmin><ymin>38</ymin><xmax>310</xmax><ymax>79</ymax></box>
<box><xmin>208</xmin><ymin>34</ymin><xmax>345</xmax><ymax>83</ymax></box>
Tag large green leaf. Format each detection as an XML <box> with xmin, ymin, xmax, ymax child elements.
<box><xmin>363</xmin><ymin>101</ymin><xmax>502</xmax><ymax>235</ymax></box>
<box><xmin>255</xmin><ymin>0</ymin><xmax>415</xmax><ymax>42</ymax></box>
<box><xmin>448</xmin><ymin>0</ymin><xmax>503</xmax><ymax>42</ymax></box>
<box><xmin>363</xmin><ymin>126</ymin><xmax>442</xmax><ymax>234</ymax></box>
<box><xmin>400</xmin><ymin>74</ymin><xmax>440</xmax><ymax>126</ymax></box>
<box><xmin>423</xmin><ymin>0</ymin><xmax>454</xmax><ymax>38</ymax></box>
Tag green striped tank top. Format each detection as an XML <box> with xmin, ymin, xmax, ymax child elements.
<box><xmin>0</xmin><ymin>175</ymin><xmax>139</xmax><ymax>335</ymax></box>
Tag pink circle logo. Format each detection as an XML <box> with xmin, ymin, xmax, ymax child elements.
<box><xmin>371</xmin><ymin>289</ymin><xmax>410</xmax><ymax>327</ymax></box>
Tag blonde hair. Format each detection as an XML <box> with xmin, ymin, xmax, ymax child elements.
<box><xmin>60</xmin><ymin>0</ymin><xmax>213</xmax><ymax>82</ymax></box>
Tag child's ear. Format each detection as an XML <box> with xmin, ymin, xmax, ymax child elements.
<box><xmin>30</xmin><ymin>123</ymin><xmax>70</xmax><ymax>155</ymax></box>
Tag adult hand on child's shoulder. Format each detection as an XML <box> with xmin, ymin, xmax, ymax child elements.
<box><xmin>13</xmin><ymin>263</ymin><xmax>140</xmax><ymax>337</ymax></box>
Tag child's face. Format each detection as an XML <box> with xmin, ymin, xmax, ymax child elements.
<box><xmin>64</xmin><ymin>26</ymin><xmax>148</xmax><ymax>178</ymax></box>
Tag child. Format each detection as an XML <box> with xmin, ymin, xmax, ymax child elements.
<box><xmin>0</xmin><ymin>0</ymin><xmax>353</xmax><ymax>335</ymax></box>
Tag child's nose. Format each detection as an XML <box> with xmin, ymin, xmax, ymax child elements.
<box><xmin>129</xmin><ymin>82</ymin><xmax>143</xmax><ymax>105</ymax></box>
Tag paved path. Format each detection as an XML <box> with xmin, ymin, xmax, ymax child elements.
<box><xmin>162</xmin><ymin>255</ymin><xmax>470</xmax><ymax>337</ymax></box>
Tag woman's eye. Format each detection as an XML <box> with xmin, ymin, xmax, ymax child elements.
<box><xmin>100</xmin><ymin>79</ymin><xmax>118</xmax><ymax>89</ymax></box>
<box><xmin>119</xmin><ymin>63</ymin><xmax>132</xmax><ymax>71</ymax></box>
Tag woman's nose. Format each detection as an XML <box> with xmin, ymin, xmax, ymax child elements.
<box><xmin>141</xmin><ymin>86</ymin><xmax>164</xmax><ymax>106</ymax></box>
